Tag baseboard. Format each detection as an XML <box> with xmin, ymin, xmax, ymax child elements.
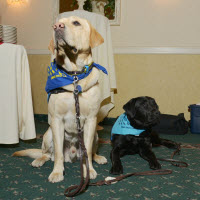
<box><xmin>113</xmin><ymin>47</ymin><xmax>200</xmax><ymax>54</ymax></box>
<box><xmin>100</xmin><ymin>118</ymin><xmax>116</xmax><ymax>126</ymax></box>
<box><xmin>27</xmin><ymin>47</ymin><xmax>200</xmax><ymax>55</ymax></box>
<box><xmin>34</xmin><ymin>114</ymin><xmax>48</xmax><ymax>123</ymax></box>
<box><xmin>34</xmin><ymin>114</ymin><xmax>116</xmax><ymax>126</ymax></box>
<box><xmin>99</xmin><ymin>117</ymin><xmax>116</xmax><ymax>126</ymax></box>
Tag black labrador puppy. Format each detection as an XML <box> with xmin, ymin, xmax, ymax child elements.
<box><xmin>110</xmin><ymin>96</ymin><xmax>180</xmax><ymax>175</ymax></box>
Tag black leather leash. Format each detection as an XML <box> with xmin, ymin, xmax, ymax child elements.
<box><xmin>89</xmin><ymin>169</ymin><xmax>173</xmax><ymax>186</ymax></box>
<box><xmin>89</xmin><ymin>146</ymin><xmax>188</xmax><ymax>187</ymax></box>
<box><xmin>64</xmin><ymin>75</ymin><xmax>90</xmax><ymax>197</ymax></box>
<box><xmin>157</xmin><ymin>144</ymin><xmax>188</xmax><ymax>168</ymax></box>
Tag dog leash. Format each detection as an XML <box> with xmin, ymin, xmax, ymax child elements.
<box><xmin>157</xmin><ymin>144</ymin><xmax>188</xmax><ymax>168</ymax></box>
<box><xmin>89</xmin><ymin>169</ymin><xmax>173</xmax><ymax>186</ymax></box>
<box><xmin>89</xmin><ymin>146</ymin><xmax>188</xmax><ymax>187</ymax></box>
<box><xmin>64</xmin><ymin>75</ymin><xmax>90</xmax><ymax>197</ymax></box>
<box><xmin>63</xmin><ymin>76</ymin><xmax>188</xmax><ymax>196</ymax></box>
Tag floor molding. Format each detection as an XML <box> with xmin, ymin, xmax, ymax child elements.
<box><xmin>34</xmin><ymin>114</ymin><xmax>48</xmax><ymax>123</ymax></box>
<box><xmin>113</xmin><ymin>47</ymin><xmax>200</xmax><ymax>54</ymax></box>
<box><xmin>27</xmin><ymin>49</ymin><xmax>50</xmax><ymax>55</ymax></box>
<box><xmin>27</xmin><ymin>47</ymin><xmax>200</xmax><ymax>55</ymax></box>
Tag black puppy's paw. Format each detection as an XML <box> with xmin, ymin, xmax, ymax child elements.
<box><xmin>149</xmin><ymin>161</ymin><xmax>161</xmax><ymax>170</ymax></box>
<box><xmin>110</xmin><ymin>164</ymin><xmax>123</xmax><ymax>175</ymax></box>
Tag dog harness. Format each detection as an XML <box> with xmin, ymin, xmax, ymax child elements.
<box><xmin>45</xmin><ymin>59</ymin><xmax>108</xmax><ymax>101</ymax></box>
<box><xmin>111</xmin><ymin>113</ymin><xmax>145</xmax><ymax>140</ymax></box>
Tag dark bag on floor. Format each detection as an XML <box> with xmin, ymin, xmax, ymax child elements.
<box><xmin>152</xmin><ymin>113</ymin><xmax>188</xmax><ymax>135</ymax></box>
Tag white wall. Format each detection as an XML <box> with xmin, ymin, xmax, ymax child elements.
<box><xmin>112</xmin><ymin>0</ymin><xmax>200</xmax><ymax>48</ymax></box>
<box><xmin>1</xmin><ymin>0</ymin><xmax>200</xmax><ymax>51</ymax></box>
<box><xmin>0</xmin><ymin>0</ymin><xmax>54</xmax><ymax>50</ymax></box>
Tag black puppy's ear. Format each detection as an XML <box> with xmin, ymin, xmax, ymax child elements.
<box><xmin>123</xmin><ymin>98</ymin><xmax>137</xmax><ymax>118</ymax></box>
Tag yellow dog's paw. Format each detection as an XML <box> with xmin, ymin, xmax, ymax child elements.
<box><xmin>89</xmin><ymin>169</ymin><xmax>97</xmax><ymax>179</ymax></box>
<box><xmin>48</xmin><ymin>172</ymin><xmax>64</xmax><ymax>183</ymax></box>
<box><xmin>93</xmin><ymin>154</ymin><xmax>107</xmax><ymax>164</ymax></box>
<box><xmin>83</xmin><ymin>166</ymin><xmax>97</xmax><ymax>179</ymax></box>
<box><xmin>31</xmin><ymin>158</ymin><xmax>45</xmax><ymax>167</ymax></box>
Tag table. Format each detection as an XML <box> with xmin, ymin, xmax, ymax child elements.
<box><xmin>0</xmin><ymin>43</ymin><xmax>36</xmax><ymax>144</ymax></box>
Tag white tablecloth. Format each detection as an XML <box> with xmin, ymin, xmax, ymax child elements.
<box><xmin>0</xmin><ymin>43</ymin><xmax>36</xmax><ymax>144</ymax></box>
<box><xmin>56</xmin><ymin>10</ymin><xmax>117</xmax><ymax>122</ymax></box>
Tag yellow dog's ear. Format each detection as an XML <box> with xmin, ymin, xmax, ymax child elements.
<box><xmin>89</xmin><ymin>23</ymin><xmax>104</xmax><ymax>49</ymax></box>
<box><xmin>48</xmin><ymin>38</ymin><xmax>55</xmax><ymax>54</ymax></box>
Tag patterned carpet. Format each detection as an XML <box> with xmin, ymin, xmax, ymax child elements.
<box><xmin>0</xmin><ymin>121</ymin><xmax>200</xmax><ymax>200</ymax></box>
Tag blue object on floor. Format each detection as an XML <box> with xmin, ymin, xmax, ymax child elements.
<box><xmin>189</xmin><ymin>104</ymin><xmax>200</xmax><ymax>134</ymax></box>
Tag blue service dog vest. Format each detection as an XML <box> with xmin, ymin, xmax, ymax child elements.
<box><xmin>45</xmin><ymin>59</ymin><xmax>108</xmax><ymax>100</ymax></box>
<box><xmin>111</xmin><ymin>113</ymin><xmax>145</xmax><ymax>140</ymax></box>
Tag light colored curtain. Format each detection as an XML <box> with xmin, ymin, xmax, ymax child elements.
<box><xmin>0</xmin><ymin>43</ymin><xmax>36</xmax><ymax>144</ymax></box>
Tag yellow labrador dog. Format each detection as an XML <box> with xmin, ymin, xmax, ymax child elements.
<box><xmin>13</xmin><ymin>16</ymin><xmax>107</xmax><ymax>183</ymax></box>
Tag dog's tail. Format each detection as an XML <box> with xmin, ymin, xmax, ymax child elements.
<box><xmin>12</xmin><ymin>149</ymin><xmax>42</xmax><ymax>159</ymax></box>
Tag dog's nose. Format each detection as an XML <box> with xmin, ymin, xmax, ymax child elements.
<box><xmin>53</xmin><ymin>22</ymin><xmax>65</xmax><ymax>30</ymax></box>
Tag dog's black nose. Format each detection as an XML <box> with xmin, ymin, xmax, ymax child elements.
<box><xmin>53</xmin><ymin>22</ymin><xmax>65</xmax><ymax>31</ymax></box>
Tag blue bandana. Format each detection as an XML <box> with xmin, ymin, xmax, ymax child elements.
<box><xmin>111</xmin><ymin>113</ymin><xmax>145</xmax><ymax>140</ymax></box>
<box><xmin>45</xmin><ymin>59</ymin><xmax>108</xmax><ymax>94</ymax></box>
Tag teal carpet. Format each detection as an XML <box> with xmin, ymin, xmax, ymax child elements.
<box><xmin>0</xmin><ymin>121</ymin><xmax>200</xmax><ymax>200</ymax></box>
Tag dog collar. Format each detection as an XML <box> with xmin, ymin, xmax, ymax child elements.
<box><xmin>111</xmin><ymin>113</ymin><xmax>145</xmax><ymax>140</ymax></box>
<box><xmin>45</xmin><ymin>59</ymin><xmax>108</xmax><ymax>94</ymax></box>
<box><xmin>56</xmin><ymin>60</ymin><xmax>93</xmax><ymax>76</ymax></box>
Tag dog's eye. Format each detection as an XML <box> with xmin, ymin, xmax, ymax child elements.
<box><xmin>73</xmin><ymin>21</ymin><xmax>81</xmax><ymax>26</ymax></box>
